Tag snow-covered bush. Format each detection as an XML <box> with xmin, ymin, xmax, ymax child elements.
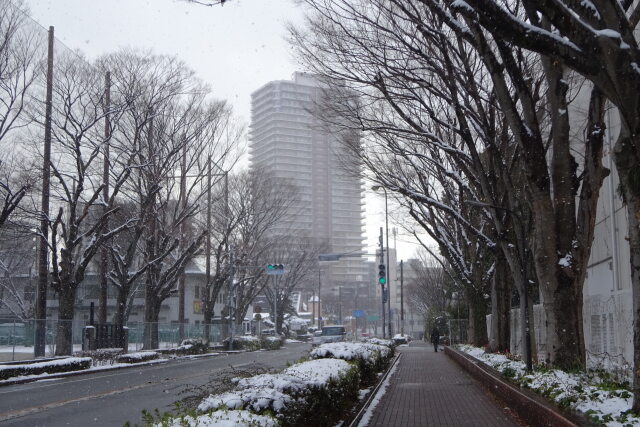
<box><xmin>365</xmin><ymin>337</ymin><xmax>395</xmax><ymax>349</ymax></box>
<box><xmin>261</xmin><ymin>335</ymin><xmax>284</xmax><ymax>351</ymax></box>
<box><xmin>116</xmin><ymin>351</ymin><xmax>159</xmax><ymax>364</ymax></box>
<box><xmin>159</xmin><ymin>409</ymin><xmax>278</xmax><ymax>427</ymax></box>
<box><xmin>311</xmin><ymin>342</ymin><xmax>393</xmax><ymax>385</ymax></box>
<box><xmin>263</xmin><ymin>335</ymin><xmax>284</xmax><ymax>349</ymax></box>
<box><xmin>180</xmin><ymin>338</ymin><xmax>209</xmax><ymax>354</ymax></box>
<box><xmin>0</xmin><ymin>357</ymin><xmax>92</xmax><ymax>380</ymax></box>
<box><xmin>225</xmin><ymin>335</ymin><xmax>261</xmax><ymax>351</ymax></box>
<box><xmin>460</xmin><ymin>345</ymin><xmax>640</xmax><ymax>426</ymax></box>
<box><xmin>186</xmin><ymin>358</ymin><xmax>359</xmax><ymax>426</ymax></box>
<box><xmin>159</xmin><ymin>338</ymin><xmax>209</xmax><ymax>356</ymax></box>
<box><xmin>75</xmin><ymin>348</ymin><xmax>124</xmax><ymax>366</ymax></box>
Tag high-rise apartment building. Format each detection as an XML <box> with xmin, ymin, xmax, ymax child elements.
<box><xmin>249</xmin><ymin>72</ymin><xmax>367</xmax><ymax>306</ymax></box>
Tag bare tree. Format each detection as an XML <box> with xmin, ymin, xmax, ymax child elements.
<box><xmin>293</xmin><ymin>0</ymin><xmax>608</xmax><ymax>365</ymax></box>
<box><xmin>254</xmin><ymin>238</ymin><xmax>321</xmax><ymax>335</ymax></box>
<box><xmin>0</xmin><ymin>0</ymin><xmax>43</xmax><ymax>231</ymax></box>
<box><xmin>96</xmin><ymin>50</ymin><xmax>240</xmax><ymax>334</ymax></box>
<box><xmin>406</xmin><ymin>253</ymin><xmax>448</xmax><ymax>328</ymax></box>
<box><xmin>439</xmin><ymin>0</ymin><xmax>640</xmax><ymax>404</ymax></box>
<box><xmin>198</xmin><ymin>169</ymin><xmax>300</xmax><ymax>340</ymax></box>
<box><xmin>39</xmin><ymin>52</ymin><xmax>132</xmax><ymax>355</ymax></box>
<box><xmin>0</xmin><ymin>225</ymin><xmax>36</xmax><ymax>321</ymax></box>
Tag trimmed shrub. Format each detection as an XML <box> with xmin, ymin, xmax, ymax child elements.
<box><xmin>159</xmin><ymin>410</ymin><xmax>279</xmax><ymax>426</ymax></box>
<box><xmin>116</xmin><ymin>351</ymin><xmax>159</xmax><ymax>364</ymax></box>
<box><xmin>197</xmin><ymin>358</ymin><xmax>360</xmax><ymax>427</ymax></box>
<box><xmin>0</xmin><ymin>357</ymin><xmax>92</xmax><ymax>380</ymax></box>
<box><xmin>261</xmin><ymin>335</ymin><xmax>284</xmax><ymax>350</ymax></box>
<box><xmin>311</xmin><ymin>342</ymin><xmax>394</xmax><ymax>386</ymax></box>
<box><xmin>75</xmin><ymin>348</ymin><xmax>124</xmax><ymax>366</ymax></box>
<box><xmin>158</xmin><ymin>338</ymin><xmax>209</xmax><ymax>356</ymax></box>
<box><xmin>225</xmin><ymin>335</ymin><xmax>261</xmax><ymax>351</ymax></box>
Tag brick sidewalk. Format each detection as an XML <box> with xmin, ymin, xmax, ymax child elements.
<box><xmin>363</xmin><ymin>341</ymin><xmax>521</xmax><ymax>426</ymax></box>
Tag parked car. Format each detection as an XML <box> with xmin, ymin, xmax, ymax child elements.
<box><xmin>312</xmin><ymin>325</ymin><xmax>346</xmax><ymax>345</ymax></box>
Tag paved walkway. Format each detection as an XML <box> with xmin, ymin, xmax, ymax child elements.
<box><xmin>364</xmin><ymin>341</ymin><xmax>521</xmax><ymax>426</ymax></box>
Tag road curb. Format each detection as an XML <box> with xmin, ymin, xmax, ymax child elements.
<box><xmin>0</xmin><ymin>351</ymin><xmax>225</xmax><ymax>387</ymax></box>
<box><xmin>445</xmin><ymin>346</ymin><xmax>589</xmax><ymax>427</ymax></box>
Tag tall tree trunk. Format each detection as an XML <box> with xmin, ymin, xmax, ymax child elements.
<box><xmin>490</xmin><ymin>252</ymin><xmax>510</xmax><ymax>352</ymax></box>
<box><xmin>468</xmin><ymin>288</ymin><xmax>488</xmax><ymax>346</ymax></box>
<box><xmin>202</xmin><ymin>303</ymin><xmax>214</xmax><ymax>344</ymax></box>
<box><xmin>616</xmin><ymin>130</ymin><xmax>640</xmax><ymax>412</ymax></box>
<box><xmin>55</xmin><ymin>285</ymin><xmax>76</xmax><ymax>356</ymax></box>
<box><xmin>114</xmin><ymin>287</ymin><xmax>128</xmax><ymax>329</ymax></box>
<box><xmin>143</xmin><ymin>293</ymin><xmax>160</xmax><ymax>350</ymax></box>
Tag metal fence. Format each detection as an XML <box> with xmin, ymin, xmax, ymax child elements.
<box><xmin>447</xmin><ymin>318</ymin><xmax>469</xmax><ymax>345</ymax></box>
<box><xmin>0</xmin><ymin>318</ymin><xmax>244</xmax><ymax>361</ymax></box>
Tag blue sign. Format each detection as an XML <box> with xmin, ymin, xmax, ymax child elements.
<box><xmin>353</xmin><ymin>310</ymin><xmax>365</xmax><ymax>318</ymax></box>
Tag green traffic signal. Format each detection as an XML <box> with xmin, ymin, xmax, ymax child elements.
<box><xmin>378</xmin><ymin>277</ymin><xmax>386</xmax><ymax>285</ymax></box>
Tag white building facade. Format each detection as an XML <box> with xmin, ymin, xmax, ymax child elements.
<box><xmin>249</xmin><ymin>73</ymin><xmax>368</xmax><ymax>311</ymax></box>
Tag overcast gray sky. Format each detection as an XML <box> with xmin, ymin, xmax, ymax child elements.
<box><xmin>26</xmin><ymin>0</ymin><xmax>420</xmax><ymax>260</ymax></box>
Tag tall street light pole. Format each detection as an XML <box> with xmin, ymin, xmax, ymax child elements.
<box><xmin>466</xmin><ymin>199</ymin><xmax>532</xmax><ymax>371</ymax></box>
<box><xmin>372</xmin><ymin>185</ymin><xmax>391</xmax><ymax>338</ymax></box>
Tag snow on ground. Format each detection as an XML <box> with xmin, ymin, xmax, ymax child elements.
<box><xmin>357</xmin><ymin>355</ymin><xmax>400</xmax><ymax>427</ymax></box>
<box><xmin>460</xmin><ymin>345</ymin><xmax>640</xmax><ymax>426</ymax></box>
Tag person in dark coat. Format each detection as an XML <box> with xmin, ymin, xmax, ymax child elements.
<box><xmin>430</xmin><ymin>326</ymin><xmax>440</xmax><ymax>352</ymax></box>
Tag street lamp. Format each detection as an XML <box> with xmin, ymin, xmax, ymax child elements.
<box><xmin>372</xmin><ymin>185</ymin><xmax>392</xmax><ymax>338</ymax></box>
<box><xmin>465</xmin><ymin>199</ymin><xmax>532</xmax><ymax>371</ymax></box>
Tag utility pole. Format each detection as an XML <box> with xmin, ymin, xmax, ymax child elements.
<box><xmin>204</xmin><ymin>158</ymin><xmax>212</xmax><ymax>343</ymax></box>
<box><xmin>35</xmin><ymin>26</ymin><xmax>54</xmax><ymax>358</ymax></box>
<box><xmin>379</xmin><ymin>227</ymin><xmax>386</xmax><ymax>339</ymax></box>
<box><xmin>99</xmin><ymin>71</ymin><xmax>111</xmax><ymax>325</ymax></box>
<box><xmin>178</xmin><ymin>145</ymin><xmax>187</xmax><ymax>342</ymax></box>
<box><xmin>311</xmin><ymin>290</ymin><xmax>316</xmax><ymax>330</ymax></box>
<box><xmin>400</xmin><ymin>260</ymin><xmax>404</xmax><ymax>336</ymax></box>
<box><xmin>317</xmin><ymin>269</ymin><xmax>322</xmax><ymax>329</ymax></box>
<box><xmin>228</xmin><ymin>247</ymin><xmax>236</xmax><ymax>348</ymax></box>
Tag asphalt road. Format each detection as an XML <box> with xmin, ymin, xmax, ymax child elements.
<box><xmin>0</xmin><ymin>342</ymin><xmax>311</xmax><ymax>426</ymax></box>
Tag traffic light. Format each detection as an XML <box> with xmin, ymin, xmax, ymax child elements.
<box><xmin>378</xmin><ymin>264</ymin><xmax>386</xmax><ymax>285</ymax></box>
<box><xmin>266</xmin><ymin>264</ymin><xmax>285</xmax><ymax>275</ymax></box>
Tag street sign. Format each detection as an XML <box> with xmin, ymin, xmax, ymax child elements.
<box><xmin>353</xmin><ymin>310</ymin><xmax>365</xmax><ymax>318</ymax></box>
<box><xmin>367</xmin><ymin>315</ymin><xmax>379</xmax><ymax>322</ymax></box>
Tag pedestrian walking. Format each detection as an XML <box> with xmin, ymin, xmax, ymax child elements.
<box><xmin>430</xmin><ymin>326</ymin><xmax>440</xmax><ymax>352</ymax></box>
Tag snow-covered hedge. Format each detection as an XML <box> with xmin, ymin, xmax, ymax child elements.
<box><xmin>75</xmin><ymin>348</ymin><xmax>124</xmax><ymax>366</ymax></box>
<box><xmin>460</xmin><ymin>345</ymin><xmax>640</xmax><ymax>426</ymax></box>
<box><xmin>225</xmin><ymin>335</ymin><xmax>261</xmax><ymax>351</ymax></box>
<box><xmin>365</xmin><ymin>337</ymin><xmax>395</xmax><ymax>348</ymax></box>
<box><xmin>0</xmin><ymin>357</ymin><xmax>92</xmax><ymax>380</ymax></box>
<box><xmin>155</xmin><ymin>358</ymin><xmax>361</xmax><ymax>426</ymax></box>
<box><xmin>260</xmin><ymin>335</ymin><xmax>284</xmax><ymax>351</ymax></box>
<box><xmin>159</xmin><ymin>338</ymin><xmax>209</xmax><ymax>356</ymax></box>
<box><xmin>116</xmin><ymin>351</ymin><xmax>159</xmax><ymax>364</ymax></box>
<box><xmin>311</xmin><ymin>341</ymin><xmax>394</xmax><ymax>385</ymax></box>
<box><xmin>162</xmin><ymin>410</ymin><xmax>278</xmax><ymax>427</ymax></box>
